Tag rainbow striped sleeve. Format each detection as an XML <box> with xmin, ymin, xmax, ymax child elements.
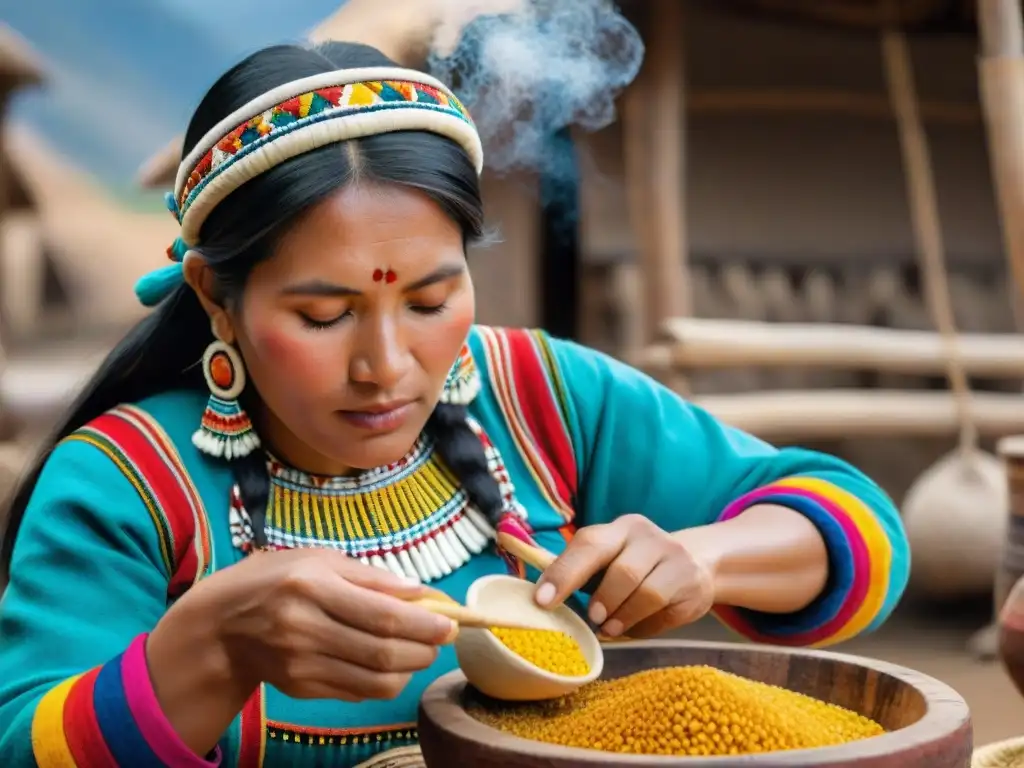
<box><xmin>711</xmin><ymin>475</ymin><xmax>907</xmax><ymax>648</ymax></box>
<box><xmin>28</xmin><ymin>634</ymin><xmax>221</xmax><ymax>767</ymax></box>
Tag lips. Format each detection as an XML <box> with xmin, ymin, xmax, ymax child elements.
<box><xmin>354</xmin><ymin>399</ymin><xmax>415</xmax><ymax>415</ymax></box>
<box><xmin>337</xmin><ymin>400</ymin><xmax>416</xmax><ymax>432</ymax></box>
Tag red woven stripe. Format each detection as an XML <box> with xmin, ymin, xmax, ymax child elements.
<box><xmin>88</xmin><ymin>409</ymin><xmax>201</xmax><ymax>596</ymax></box>
<box><xmin>502</xmin><ymin>329</ymin><xmax>577</xmax><ymax>507</ymax></box>
<box><xmin>62</xmin><ymin>667</ymin><xmax>118</xmax><ymax>767</ymax></box>
<box><xmin>123</xmin><ymin>407</ymin><xmax>211</xmax><ymax>581</ymax></box>
<box><xmin>238</xmin><ymin>686</ymin><xmax>265</xmax><ymax>768</ymax></box>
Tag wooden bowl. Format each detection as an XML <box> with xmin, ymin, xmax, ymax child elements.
<box><xmin>420</xmin><ymin>639</ymin><xmax>972</xmax><ymax>767</ymax></box>
<box><xmin>454</xmin><ymin>575</ymin><xmax>604</xmax><ymax>701</ymax></box>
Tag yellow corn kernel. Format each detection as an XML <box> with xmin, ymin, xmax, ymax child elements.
<box><xmin>489</xmin><ymin>627</ymin><xmax>590</xmax><ymax>677</ymax></box>
<box><xmin>471</xmin><ymin>665</ymin><xmax>884</xmax><ymax>756</ymax></box>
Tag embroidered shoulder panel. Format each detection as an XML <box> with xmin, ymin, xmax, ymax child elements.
<box><xmin>65</xmin><ymin>404</ymin><xmax>213</xmax><ymax>597</ymax></box>
<box><xmin>473</xmin><ymin>326</ymin><xmax>578</xmax><ymax>521</ymax></box>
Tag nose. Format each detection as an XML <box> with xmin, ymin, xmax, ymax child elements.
<box><xmin>349</xmin><ymin>315</ymin><xmax>412</xmax><ymax>390</ymax></box>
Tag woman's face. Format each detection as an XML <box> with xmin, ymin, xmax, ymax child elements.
<box><xmin>226</xmin><ymin>183</ymin><xmax>475</xmax><ymax>475</ymax></box>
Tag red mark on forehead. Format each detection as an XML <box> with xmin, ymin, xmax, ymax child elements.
<box><xmin>372</xmin><ymin>268</ymin><xmax>397</xmax><ymax>284</ymax></box>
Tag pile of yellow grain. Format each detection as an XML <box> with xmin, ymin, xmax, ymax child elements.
<box><xmin>489</xmin><ymin>628</ymin><xmax>590</xmax><ymax>677</ymax></box>
<box><xmin>471</xmin><ymin>665</ymin><xmax>884</xmax><ymax>756</ymax></box>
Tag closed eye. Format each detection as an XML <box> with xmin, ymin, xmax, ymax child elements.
<box><xmin>410</xmin><ymin>302</ymin><xmax>448</xmax><ymax>316</ymax></box>
<box><xmin>300</xmin><ymin>310</ymin><xmax>351</xmax><ymax>330</ymax></box>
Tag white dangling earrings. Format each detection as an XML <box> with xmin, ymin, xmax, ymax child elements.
<box><xmin>193</xmin><ymin>339</ymin><xmax>261</xmax><ymax>460</ymax></box>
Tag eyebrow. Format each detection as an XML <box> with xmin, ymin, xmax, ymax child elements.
<box><xmin>280</xmin><ymin>263</ymin><xmax>466</xmax><ymax>298</ymax></box>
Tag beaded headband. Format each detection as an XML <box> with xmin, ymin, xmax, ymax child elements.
<box><xmin>135</xmin><ymin>66</ymin><xmax>483</xmax><ymax>307</ymax></box>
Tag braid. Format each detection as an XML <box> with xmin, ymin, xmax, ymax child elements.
<box><xmin>232</xmin><ymin>451</ymin><xmax>271</xmax><ymax>549</ymax></box>
<box><xmin>427</xmin><ymin>403</ymin><xmax>504</xmax><ymax>525</ymax></box>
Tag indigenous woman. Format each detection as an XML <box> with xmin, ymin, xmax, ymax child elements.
<box><xmin>0</xmin><ymin>41</ymin><xmax>908</xmax><ymax>768</ymax></box>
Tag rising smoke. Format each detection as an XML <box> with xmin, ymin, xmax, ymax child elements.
<box><xmin>426</xmin><ymin>0</ymin><xmax>645</xmax><ymax>181</ymax></box>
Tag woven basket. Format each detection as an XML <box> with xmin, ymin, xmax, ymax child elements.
<box><xmin>353</xmin><ymin>746</ymin><xmax>426</xmax><ymax>768</ymax></box>
<box><xmin>973</xmin><ymin>736</ymin><xmax>1024</xmax><ymax>768</ymax></box>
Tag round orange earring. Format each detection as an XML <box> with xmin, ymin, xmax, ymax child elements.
<box><xmin>193</xmin><ymin>339</ymin><xmax>261</xmax><ymax>460</ymax></box>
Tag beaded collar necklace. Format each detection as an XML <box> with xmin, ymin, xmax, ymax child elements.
<box><xmin>228</xmin><ymin>417</ymin><xmax>524</xmax><ymax>584</ymax></box>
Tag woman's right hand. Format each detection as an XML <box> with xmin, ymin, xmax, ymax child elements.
<box><xmin>146</xmin><ymin>549</ymin><xmax>455</xmax><ymax>755</ymax></box>
<box><xmin>217</xmin><ymin>548</ymin><xmax>455</xmax><ymax>699</ymax></box>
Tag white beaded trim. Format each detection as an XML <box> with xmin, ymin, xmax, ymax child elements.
<box><xmin>229</xmin><ymin>418</ymin><xmax>522</xmax><ymax>584</ymax></box>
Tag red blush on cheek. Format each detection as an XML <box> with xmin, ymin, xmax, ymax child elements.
<box><xmin>422</xmin><ymin>304</ymin><xmax>475</xmax><ymax>366</ymax></box>
<box><xmin>437</xmin><ymin>304</ymin><xmax>474</xmax><ymax>349</ymax></box>
<box><xmin>247</xmin><ymin>323</ymin><xmax>338</xmax><ymax>392</ymax></box>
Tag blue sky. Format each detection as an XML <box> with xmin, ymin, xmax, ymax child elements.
<box><xmin>3</xmin><ymin>0</ymin><xmax>337</xmax><ymax>189</ymax></box>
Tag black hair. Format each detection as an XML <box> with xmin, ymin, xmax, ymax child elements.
<box><xmin>1</xmin><ymin>42</ymin><xmax>502</xmax><ymax>576</ymax></box>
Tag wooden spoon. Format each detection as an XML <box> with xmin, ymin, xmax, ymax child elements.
<box><xmin>408</xmin><ymin>593</ymin><xmax>546</xmax><ymax>631</ymax></box>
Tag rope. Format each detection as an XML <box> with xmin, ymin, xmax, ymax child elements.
<box><xmin>881</xmin><ymin>20</ymin><xmax>979</xmax><ymax>462</ymax></box>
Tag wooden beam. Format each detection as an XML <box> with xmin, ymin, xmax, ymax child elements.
<box><xmin>639</xmin><ymin>317</ymin><xmax>1024</xmax><ymax>377</ymax></box>
<box><xmin>693</xmin><ymin>389</ymin><xmax>1024</xmax><ymax>439</ymax></box>
<box><xmin>686</xmin><ymin>88</ymin><xmax>980</xmax><ymax>124</ymax></box>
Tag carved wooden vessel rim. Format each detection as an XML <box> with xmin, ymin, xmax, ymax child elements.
<box><xmin>418</xmin><ymin>639</ymin><xmax>971</xmax><ymax>766</ymax></box>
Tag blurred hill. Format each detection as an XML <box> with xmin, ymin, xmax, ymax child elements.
<box><xmin>2</xmin><ymin>0</ymin><xmax>337</xmax><ymax>190</ymax></box>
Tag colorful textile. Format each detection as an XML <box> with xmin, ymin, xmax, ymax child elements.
<box><xmin>28</xmin><ymin>635</ymin><xmax>220</xmax><ymax>767</ymax></box>
<box><xmin>0</xmin><ymin>325</ymin><xmax>909</xmax><ymax>767</ymax></box>
<box><xmin>177</xmin><ymin>78</ymin><xmax>474</xmax><ymax>218</ymax></box>
<box><xmin>711</xmin><ymin>478</ymin><xmax>896</xmax><ymax>647</ymax></box>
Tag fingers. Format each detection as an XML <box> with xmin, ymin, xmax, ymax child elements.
<box><xmin>627</xmin><ymin>599</ymin><xmax>707</xmax><ymax>639</ymax></box>
<box><xmin>283</xmin><ymin>655</ymin><xmax>416</xmax><ymax>702</ymax></box>
<box><xmin>321</xmin><ymin>581</ymin><xmax>456</xmax><ymax>646</ymax></box>
<box><xmin>601</xmin><ymin>559</ymin><xmax>688</xmax><ymax>637</ymax></box>
<box><xmin>586</xmin><ymin>543</ymin><xmax>659</xmax><ymax>628</ymax></box>
<box><xmin>334</xmin><ymin>557</ymin><xmax>427</xmax><ymax>601</ymax></box>
<box><xmin>321</xmin><ymin>620</ymin><xmax>442</xmax><ymax>673</ymax></box>
<box><xmin>535</xmin><ymin>524</ymin><xmax>625</xmax><ymax>609</ymax></box>
<box><xmin>294</xmin><ymin>554</ymin><xmax>454</xmax><ymax>645</ymax></box>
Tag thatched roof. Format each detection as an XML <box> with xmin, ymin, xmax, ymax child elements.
<box><xmin>0</xmin><ymin>25</ymin><xmax>44</xmax><ymax>89</ymax></box>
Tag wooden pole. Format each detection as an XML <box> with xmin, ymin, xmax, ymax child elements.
<box><xmin>972</xmin><ymin>0</ymin><xmax>1024</xmax><ymax>662</ymax></box>
<box><xmin>622</xmin><ymin>0</ymin><xmax>689</xmax><ymax>347</ymax></box>
<box><xmin>882</xmin><ymin>25</ymin><xmax>979</xmax><ymax>459</ymax></box>
<box><xmin>977</xmin><ymin>0</ymin><xmax>1024</xmax><ymax>304</ymax></box>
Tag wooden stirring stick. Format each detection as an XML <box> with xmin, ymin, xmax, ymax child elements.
<box><xmin>497</xmin><ymin>530</ymin><xmax>557</xmax><ymax>570</ymax></box>
<box><xmin>497</xmin><ymin>531</ymin><xmax>604</xmax><ymax>596</ymax></box>
<box><xmin>497</xmin><ymin>531</ymin><xmax>632</xmax><ymax>642</ymax></box>
<box><xmin>406</xmin><ymin>593</ymin><xmax>545</xmax><ymax>632</ymax></box>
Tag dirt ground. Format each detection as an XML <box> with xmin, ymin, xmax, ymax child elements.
<box><xmin>673</xmin><ymin>598</ymin><xmax>1024</xmax><ymax>749</ymax></box>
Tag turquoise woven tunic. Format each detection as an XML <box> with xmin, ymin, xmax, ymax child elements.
<box><xmin>0</xmin><ymin>326</ymin><xmax>909</xmax><ymax>767</ymax></box>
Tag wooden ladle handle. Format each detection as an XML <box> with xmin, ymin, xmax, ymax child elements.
<box><xmin>406</xmin><ymin>590</ymin><xmax>543</xmax><ymax>632</ymax></box>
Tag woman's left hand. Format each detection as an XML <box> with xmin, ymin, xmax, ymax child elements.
<box><xmin>534</xmin><ymin>514</ymin><xmax>716</xmax><ymax>639</ymax></box>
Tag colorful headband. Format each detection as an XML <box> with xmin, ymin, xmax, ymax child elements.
<box><xmin>135</xmin><ymin>66</ymin><xmax>483</xmax><ymax>307</ymax></box>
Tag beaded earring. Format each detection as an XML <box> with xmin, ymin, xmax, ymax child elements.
<box><xmin>193</xmin><ymin>339</ymin><xmax>261</xmax><ymax>460</ymax></box>
<box><xmin>439</xmin><ymin>342</ymin><xmax>481</xmax><ymax>405</ymax></box>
